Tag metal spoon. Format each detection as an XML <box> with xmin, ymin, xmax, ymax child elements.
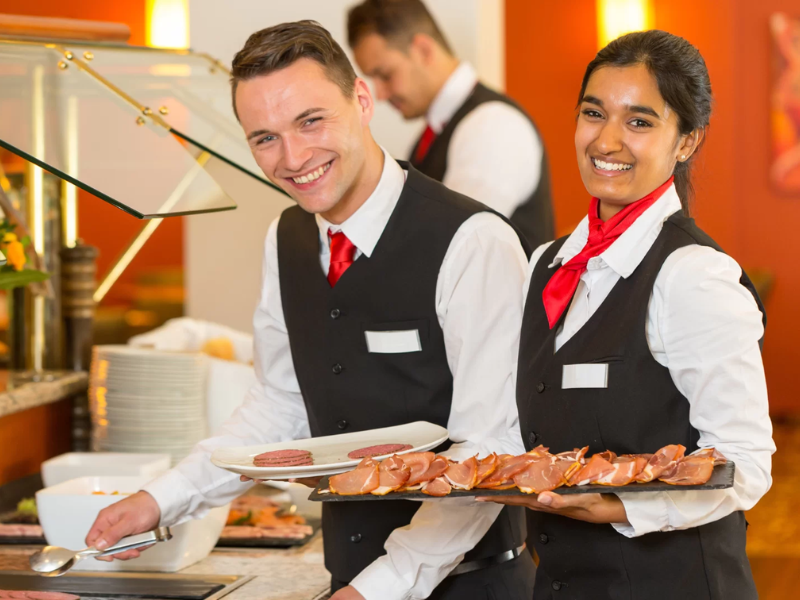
<box><xmin>29</xmin><ymin>527</ymin><xmax>172</xmax><ymax>577</ymax></box>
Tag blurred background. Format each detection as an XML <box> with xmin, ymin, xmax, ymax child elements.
<box><xmin>0</xmin><ymin>0</ymin><xmax>797</xmax><ymax>596</ymax></box>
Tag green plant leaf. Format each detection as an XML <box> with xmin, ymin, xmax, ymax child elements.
<box><xmin>0</xmin><ymin>269</ymin><xmax>50</xmax><ymax>290</ymax></box>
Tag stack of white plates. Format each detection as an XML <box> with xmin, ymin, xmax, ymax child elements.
<box><xmin>89</xmin><ymin>345</ymin><xmax>209</xmax><ymax>466</ymax></box>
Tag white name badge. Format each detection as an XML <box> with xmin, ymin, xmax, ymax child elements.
<box><xmin>365</xmin><ymin>329</ymin><xmax>422</xmax><ymax>354</ymax></box>
<box><xmin>562</xmin><ymin>363</ymin><xmax>609</xmax><ymax>389</ymax></box>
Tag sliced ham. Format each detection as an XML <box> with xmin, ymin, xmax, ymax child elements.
<box><xmin>593</xmin><ymin>456</ymin><xmax>645</xmax><ymax>486</ymax></box>
<box><xmin>513</xmin><ymin>456</ymin><xmax>566</xmax><ymax>494</ymax></box>
<box><xmin>409</xmin><ymin>455</ymin><xmax>449</xmax><ymax>485</ymax></box>
<box><xmin>595</xmin><ymin>450</ymin><xmax>617</xmax><ymax>462</ymax></box>
<box><xmin>348</xmin><ymin>444</ymin><xmax>413</xmax><ymax>459</ymax></box>
<box><xmin>693</xmin><ymin>448</ymin><xmax>727</xmax><ymax>465</ymax></box>
<box><xmin>554</xmin><ymin>446</ymin><xmax>589</xmax><ymax>481</ymax></box>
<box><xmin>329</xmin><ymin>459</ymin><xmax>380</xmax><ymax>495</ymax></box>
<box><xmin>659</xmin><ymin>455</ymin><xmax>715</xmax><ymax>485</ymax></box>
<box><xmin>421</xmin><ymin>476</ymin><xmax>452</xmax><ymax>497</ymax></box>
<box><xmin>402</xmin><ymin>452</ymin><xmax>436</xmax><ymax>486</ymax></box>
<box><xmin>476</xmin><ymin>454</ymin><xmax>536</xmax><ymax>489</ymax></box>
<box><xmin>634</xmin><ymin>444</ymin><xmax>686</xmax><ymax>483</ymax></box>
<box><xmin>527</xmin><ymin>445</ymin><xmax>552</xmax><ymax>458</ymax></box>
<box><xmin>568</xmin><ymin>454</ymin><xmax>615</xmax><ymax>486</ymax></box>
<box><xmin>372</xmin><ymin>455</ymin><xmax>411</xmax><ymax>495</ymax></box>
<box><xmin>444</xmin><ymin>456</ymin><xmax>479</xmax><ymax>490</ymax></box>
<box><xmin>475</xmin><ymin>453</ymin><xmax>500</xmax><ymax>484</ymax></box>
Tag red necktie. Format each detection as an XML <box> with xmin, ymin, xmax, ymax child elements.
<box><xmin>327</xmin><ymin>229</ymin><xmax>357</xmax><ymax>287</ymax></box>
<box><xmin>414</xmin><ymin>125</ymin><xmax>437</xmax><ymax>163</ymax></box>
<box><xmin>541</xmin><ymin>177</ymin><xmax>674</xmax><ymax>329</ymax></box>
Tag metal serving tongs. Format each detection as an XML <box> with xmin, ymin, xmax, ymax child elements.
<box><xmin>29</xmin><ymin>527</ymin><xmax>173</xmax><ymax>577</ymax></box>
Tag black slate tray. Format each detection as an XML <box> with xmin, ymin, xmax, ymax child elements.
<box><xmin>308</xmin><ymin>461</ymin><xmax>734</xmax><ymax>501</ymax></box>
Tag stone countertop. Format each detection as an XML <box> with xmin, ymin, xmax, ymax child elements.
<box><xmin>0</xmin><ymin>537</ymin><xmax>332</xmax><ymax>600</ymax></box>
<box><xmin>0</xmin><ymin>370</ymin><xmax>88</xmax><ymax>419</ymax></box>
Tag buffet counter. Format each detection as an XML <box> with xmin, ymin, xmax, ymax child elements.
<box><xmin>0</xmin><ymin>371</ymin><xmax>87</xmax><ymax>420</ymax></box>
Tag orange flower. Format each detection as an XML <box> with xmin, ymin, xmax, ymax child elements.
<box><xmin>2</xmin><ymin>232</ymin><xmax>26</xmax><ymax>271</ymax></box>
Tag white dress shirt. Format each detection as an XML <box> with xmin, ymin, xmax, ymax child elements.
<box><xmin>522</xmin><ymin>183</ymin><xmax>775</xmax><ymax>537</ymax></box>
<box><xmin>423</xmin><ymin>62</ymin><xmax>543</xmax><ymax>218</ymax></box>
<box><xmin>144</xmin><ymin>149</ymin><xmax>529</xmax><ymax>600</ymax></box>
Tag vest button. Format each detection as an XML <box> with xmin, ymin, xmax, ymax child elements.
<box><xmin>330</xmin><ymin>309</ymin><xmax>341</xmax><ymax>319</ymax></box>
<box><xmin>552</xmin><ymin>580</ymin><xmax>562</xmax><ymax>591</ymax></box>
<box><xmin>528</xmin><ymin>432</ymin><xmax>539</xmax><ymax>446</ymax></box>
<box><xmin>332</xmin><ymin>363</ymin><xmax>343</xmax><ymax>375</ymax></box>
<box><xmin>539</xmin><ymin>533</ymin><xmax>549</xmax><ymax>544</ymax></box>
<box><xmin>536</xmin><ymin>382</ymin><xmax>546</xmax><ymax>393</ymax></box>
<box><xmin>350</xmin><ymin>533</ymin><xmax>362</xmax><ymax>543</ymax></box>
<box><xmin>337</xmin><ymin>420</ymin><xmax>349</xmax><ymax>430</ymax></box>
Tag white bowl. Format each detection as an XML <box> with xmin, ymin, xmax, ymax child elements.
<box><xmin>41</xmin><ymin>453</ymin><xmax>171</xmax><ymax>488</ymax></box>
<box><xmin>36</xmin><ymin>475</ymin><xmax>228</xmax><ymax>572</ymax></box>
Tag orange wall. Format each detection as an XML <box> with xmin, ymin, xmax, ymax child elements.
<box><xmin>0</xmin><ymin>2</ymin><xmax>184</xmax><ymax>305</ymax></box>
<box><xmin>506</xmin><ymin>0</ymin><xmax>799</xmax><ymax>413</ymax></box>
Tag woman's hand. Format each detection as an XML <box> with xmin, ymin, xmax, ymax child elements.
<box><xmin>477</xmin><ymin>491</ymin><xmax>629</xmax><ymax>525</ymax></box>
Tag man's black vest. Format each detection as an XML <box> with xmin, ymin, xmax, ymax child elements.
<box><xmin>516</xmin><ymin>212</ymin><xmax>764</xmax><ymax>600</ymax></box>
<box><xmin>277</xmin><ymin>163</ymin><xmax>527</xmax><ymax>583</ymax></box>
<box><xmin>409</xmin><ymin>82</ymin><xmax>555</xmax><ymax>249</ymax></box>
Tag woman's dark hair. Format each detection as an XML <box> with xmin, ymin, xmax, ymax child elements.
<box><xmin>578</xmin><ymin>30</ymin><xmax>712</xmax><ymax>214</ymax></box>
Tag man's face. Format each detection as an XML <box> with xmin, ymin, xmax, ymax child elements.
<box><xmin>235</xmin><ymin>59</ymin><xmax>372</xmax><ymax>215</ymax></box>
<box><xmin>353</xmin><ymin>33</ymin><xmax>431</xmax><ymax>120</ymax></box>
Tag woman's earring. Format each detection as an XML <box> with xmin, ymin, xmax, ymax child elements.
<box><xmin>680</xmin><ymin>155</ymin><xmax>686</xmax><ymax>160</ymax></box>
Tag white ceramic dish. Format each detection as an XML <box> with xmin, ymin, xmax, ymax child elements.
<box><xmin>36</xmin><ymin>476</ymin><xmax>228</xmax><ymax>572</ymax></box>
<box><xmin>41</xmin><ymin>453</ymin><xmax>171</xmax><ymax>488</ymax></box>
<box><xmin>211</xmin><ymin>421</ymin><xmax>449</xmax><ymax>480</ymax></box>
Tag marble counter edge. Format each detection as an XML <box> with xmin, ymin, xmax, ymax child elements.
<box><xmin>0</xmin><ymin>371</ymin><xmax>88</xmax><ymax>419</ymax></box>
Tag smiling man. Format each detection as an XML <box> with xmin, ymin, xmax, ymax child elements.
<box><xmin>83</xmin><ymin>21</ymin><xmax>535</xmax><ymax>600</ymax></box>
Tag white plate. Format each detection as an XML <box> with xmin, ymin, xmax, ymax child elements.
<box><xmin>211</xmin><ymin>421</ymin><xmax>448</xmax><ymax>480</ymax></box>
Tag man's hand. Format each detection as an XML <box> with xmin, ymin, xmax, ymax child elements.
<box><xmin>85</xmin><ymin>491</ymin><xmax>162</xmax><ymax>561</ymax></box>
<box><xmin>477</xmin><ymin>491</ymin><xmax>629</xmax><ymax>525</ymax></box>
<box><xmin>330</xmin><ymin>585</ymin><xmax>365</xmax><ymax>600</ymax></box>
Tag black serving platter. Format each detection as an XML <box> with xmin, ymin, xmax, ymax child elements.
<box><xmin>216</xmin><ymin>517</ymin><xmax>321</xmax><ymax>548</ymax></box>
<box><xmin>308</xmin><ymin>461</ymin><xmax>734</xmax><ymax>501</ymax></box>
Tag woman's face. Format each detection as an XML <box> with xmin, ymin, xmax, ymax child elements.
<box><xmin>575</xmin><ymin>64</ymin><xmax>696</xmax><ymax>214</ymax></box>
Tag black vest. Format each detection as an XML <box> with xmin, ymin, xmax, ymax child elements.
<box><xmin>409</xmin><ymin>82</ymin><xmax>555</xmax><ymax>249</ymax></box>
<box><xmin>516</xmin><ymin>212</ymin><xmax>763</xmax><ymax>600</ymax></box>
<box><xmin>277</xmin><ymin>163</ymin><xmax>527</xmax><ymax>583</ymax></box>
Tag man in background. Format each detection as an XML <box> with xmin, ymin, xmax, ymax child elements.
<box><xmin>348</xmin><ymin>0</ymin><xmax>555</xmax><ymax>248</ymax></box>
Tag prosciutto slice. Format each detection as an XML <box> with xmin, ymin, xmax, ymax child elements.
<box><xmin>593</xmin><ymin>456</ymin><xmax>646</xmax><ymax>486</ymax></box>
<box><xmin>422</xmin><ymin>476</ymin><xmax>452</xmax><ymax>497</ymax></box>
<box><xmin>513</xmin><ymin>456</ymin><xmax>566</xmax><ymax>494</ymax></box>
<box><xmin>402</xmin><ymin>452</ymin><xmax>436</xmax><ymax>486</ymax></box>
<box><xmin>568</xmin><ymin>454</ymin><xmax>616</xmax><ymax>486</ymax></box>
<box><xmin>444</xmin><ymin>456</ymin><xmax>479</xmax><ymax>490</ymax></box>
<box><xmin>329</xmin><ymin>458</ymin><xmax>379</xmax><ymax>495</ymax></box>
<box><xmin>634</xmin><ymin>444</ymin><xmax>686</xmax><ymax>483</ymax></box>
<box><xmin>371</xmin><ymin>455</ymin><xmax>411</xmax><ymax>495</ymax></box>
<box><xmin>476</xmin><ymin>453</ymin><xmax>500</xmax><ymax>484</ymax></box>
<box><xmin>693</xmin><ymin>448</ymin><xmax>727</xmax><ymax>465</ymax></box>
<box><xmin>659</xmin><ymin>454</ymin><xmax>715</xmax><ymax>485</ymax></box>
<box><xmin>554</xmin><ymin>447</ymin><xmax>588</xmax><ymax>480</ymax></box>
<box><xmin>476</xmin><ymin>454</ymin><xmax>537</xmax><ymax>489</ymax></box>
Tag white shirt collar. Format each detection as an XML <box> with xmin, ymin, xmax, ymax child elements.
<box><xmin>426</xmin><ymin>62</ymin><xmax>478</xmax><ymax>133</ymax></box>
<box><xmin>551</xmin><ymin>183</ymin><xmax>683</xmax><ymax>278</ymax></box>
<box><xmin>315</xmin><ymin>147</ymin><xmax>405</xmax><ymax>258</ymax></box>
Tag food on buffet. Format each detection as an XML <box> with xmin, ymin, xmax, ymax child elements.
<box><xmin>329</xmin><ymin>458</ymin><xmax>380</xmax><ymax>495</ymax></box>
<box><xmin>91</xmin><ymin>491</ymin><xmax>131</xmax><ymax>495</ymax></box>
<box><xmin>223</xmin><ymin>495</ymin><xmax>313</xmax><ymax>540</ymax></box>
<box><xmin>347</xmin><ymin>443</ymin><xmax>414</xmax><ymax>459</ymax></box>
<box><xmin>14</xmin><ymin>498</ymin><xmax>37</xmax><ymax>523</ymax></box>
<box><xmin>321</xmin><ymin>444</ymin><xmax>727</xmax><ymax>496</ymax></box>
<box><xmin>201</xmin><ymin>337</ymin><xmax>236</xmax><ymax>361</ymax></box>
<box><xmin>0</xmin><ymin>524</ymin><xmax>43</xmax><ymax>538</ymax></box>
<box><xmin>0</xmin><ymin>592</ymin><xmax>79</xmax><ymax>600</ymax></box>
<box><xmin>253</xmin><ymin>449</ymin><xmax>313</xmax><ymax>467</ymax></box>
<box><xmin>634</xmin><ymin>444</ymin><xmax>686</xmax><ymax>482</ymax></box>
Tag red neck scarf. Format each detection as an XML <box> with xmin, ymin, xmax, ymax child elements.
<box><xmin>542</xmin><ymin>176</ymin><xmax>674</xmax><ymax>329</ymax></box>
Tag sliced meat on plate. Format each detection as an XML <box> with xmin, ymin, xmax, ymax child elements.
<box><xmin>347</xmin><ymin>444</ymin><xmax>413</xmax><ymax>459</ymax></box>
<box><xmin>475</xmin><ymin>453</ymin><xmax>499</xmax><ymax>485</ymax></box>
<box><xmin>329</xmin><ymin>459</ymin><xmax>380</xmax><ymax>495</ymax></box>
<box><xmin>634</xmin><ymin>444</ymin><xmax>686</xmax><ymax>483</ymax></box>
<box><xmin>421</xmin><ymin>476</ymin><xmax>452</xmax><ymax>497</ymax></box>
<box><xmin>659</xmin><ymin>455</ymin><xmax>716</xmax><ymax>485</ymax></box>
<box><xmin>568</xmin><ymin>453</ymin><xmax>616</xmax><ymax>486</ymax></box>
<box><xmin>402</xmin><ymin>452</ymin><xmax>436</xmax><ymax>486</ymax></box>
<box><xmin>514</xmin><ymin>456</ymin><xmax>566</xmax><ymax>494</ymax></box>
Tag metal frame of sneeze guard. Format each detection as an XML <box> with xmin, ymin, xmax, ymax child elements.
<box><xmin>0</xmin><ymin>35</ymin><xmax>289</xmax><ymax>304</ymax></box>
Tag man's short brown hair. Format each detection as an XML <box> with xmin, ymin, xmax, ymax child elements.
<box><xmin>230</xmin><ymin>20</ymin><xmax>358</xmax><ymax>119</ymax></box>
<box><xmin>347</xmin><ymin>0</ymin><xmax>453</xmax><ymax>53</ymax></box>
